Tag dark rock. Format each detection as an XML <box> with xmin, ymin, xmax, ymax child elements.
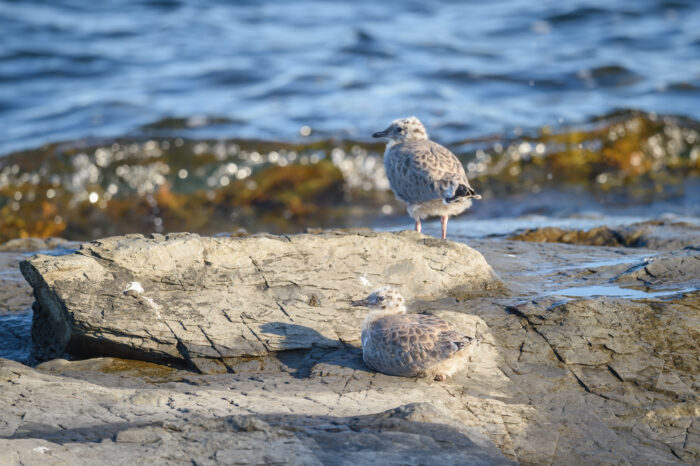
<box><xmin>509</xmin><ymin>220</ymin><xmax>700</xmax><ymax>250</ymax></box>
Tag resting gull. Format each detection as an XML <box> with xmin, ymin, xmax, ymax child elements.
<box><xmin>372</xmin><ymin>116</ymin><xmax>481</xmax><ymax>239</ymax></box>
<box><xmin>352</xmin><ymin>287</ymin><xmax>478</xmax><ymax>381</ymax></box>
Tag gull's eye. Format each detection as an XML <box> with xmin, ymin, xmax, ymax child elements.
<box><xmin>396</xmin><ymin>127</ymin><xmax>403</xmax><ymax>133</ymax></box>
<box><xmin>377</xmin><ymin>296</ymin><xmax>385</xmax><ymax>301</ymax></box>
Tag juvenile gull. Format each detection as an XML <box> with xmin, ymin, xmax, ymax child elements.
<box><xmin>372</xmin><ymin>116</ymin><xmax>481</xmax><ymax>239</ymax></box>
<box><xmin>352</xmin><ymin>287</ymin><xmax>478</xmax><ymax>381</ymax></box>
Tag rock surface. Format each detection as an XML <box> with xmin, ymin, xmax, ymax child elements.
<box><xmin>0</xmin><ymin>360</ymin><xmax>512</xmax><ymax>466</ymax></box>
<box><xmin>0</xmin><ymin>237</ymin><xmax>70</xmax><ymax>253</ymax></box>
<box><xmin>2</xmin><ymin>229</ymin><xmax>699</xmax><ymax>464</ymax></box>
<box><xmin>613</xmin><ymin>246</ymin><xmax>700</xmax><ymax>287</ymax></box>
<box><xmin>20</xmin><ymin>231</ymin><xmax>502</xmax><ymax>371</ymax></box>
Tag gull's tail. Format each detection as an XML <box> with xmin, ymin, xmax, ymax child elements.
<box><xmin>446</xmin><ymin>184</ymin><xmax>481</xmax><ymax>203</ymax></box>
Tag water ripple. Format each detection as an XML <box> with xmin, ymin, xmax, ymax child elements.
<box><xmin>0</xmin><ymin>0</ymin><xmax>699</xmax><ymax>155</ymax></box>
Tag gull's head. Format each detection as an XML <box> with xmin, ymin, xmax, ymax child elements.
<box><xmin>352</xmin><ymin>286</ymin><xmax>406</xmax><ymax>315</ymax></box>
<box><xmin>372</xmin><ymin>117</ymin><xmax>428</xmax><ymax>146</ymax></box>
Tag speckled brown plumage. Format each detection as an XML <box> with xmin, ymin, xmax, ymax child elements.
<box><xmin>362</xmin><ymin>313</ymin><xmax>474</xmax><ymax>378</ymax></box>
<box><xmin>385</xmin><ymin>140</ymin><xmax>474</xmax><ymax>207</ymax></box>
<box><xmin>353</xmin><ymin>287</ymin><xmax>478</xmax><ymax>381</ymax></box>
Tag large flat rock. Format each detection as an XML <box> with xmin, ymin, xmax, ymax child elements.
<box><xmin>20</xmin><ymin>231</ymin><xmax>502</xmax><ymax>372</ymax></box>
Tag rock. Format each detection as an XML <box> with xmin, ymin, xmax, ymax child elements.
<box><xmin>0</xmin><ymin>237</ymin><xmax>71</xmax><ymax>253</ymax></box>
<box><xmin>20</xmin><ymin>231</ymin><xmax>502</xmax><ymax>371</ymax></box>
<box><xmin>614</xmin><ymin>246</ymin><xmax>700</xmax><ymax>287</ymax></box>
<box><xmin>3</xmin><ymin>227</ymin><xmax>699</xmax><ymax>464</ymax></box>
<box><xmin>504</xmin><ymin>292</ymin><xmax>700</xmax><ymax>462</ymax></box>
<box><xmin>509</xmin><ymin>220</ymin><xmax>700</xmax><ymax>250</ymax></box>
<box><xmin>0</xmin><ymin>249</ymin><xmax>48</xmax><ymax>314</ymax></box>
<box><xmin>510</xmin><ymin>225</ymin><xmax>626</xmax><ymax>247</ymax></box>
<box><xmin>2</xmin><ymin>290</ymin><xmax>697</xmax><ymax>463</ymax></box>
<box><xmin>0</xmin><ymin>357</ymin><xmax>513</xmax><ymax>465</ymax></box>
<box><xmin>0</xmin><ymin>239</ymin><xmax>80</xmax><ymax>363</ymax></box>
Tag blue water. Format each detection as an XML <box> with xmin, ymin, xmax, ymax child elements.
<box><xmin>1</xmin><ymin>0</ymin><xmax>700</xmax><ymax>155</ymax></box>
<box><xmin>547</xmin><ymin>285</ymin><xmax>697</xmax><ymax>299</ymax></box>
<box><xmin>0</xmin><ymin>310</ymin><xmax>32</xmax><ymax>364</ymax></box>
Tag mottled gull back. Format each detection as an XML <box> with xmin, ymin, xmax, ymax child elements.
<box><xmin>362</xmin><ymin>313</ymin><xmax>475</xmax><ymax>379</ymax></box>
<box><xmin>384</xmin><ymin>139</ymin><xmax>478</xmax><ymax>205</ymax></box>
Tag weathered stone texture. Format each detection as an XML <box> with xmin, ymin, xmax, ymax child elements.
<box><xmin>20</xmin><ymin>231</ymin><xmax>501</xmax><ymax>372</ymax></box>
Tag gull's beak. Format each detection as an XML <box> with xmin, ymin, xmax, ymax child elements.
<box><xmin>351</xmin><ymin>299</ymin><xmax>369</xmax><ymax>307</ymax></box>
<box><xmin>372</xmin><ymin>127</ymin><xmax>390</xmax><ymax>138</ymax></box>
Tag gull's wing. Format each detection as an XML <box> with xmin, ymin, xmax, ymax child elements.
<box><xmin>365</xmin><ymin>314</ymin><xmax>472</xmax><ymax>375</ymax></box>
<box><xmin>385</xmin><ymin>140</ymin><xmax>477</xmax><ymax>204</ymax></box>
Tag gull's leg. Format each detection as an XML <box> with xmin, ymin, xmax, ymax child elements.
<box><xmin>415</xmin><ymin>219</ymin><xmax>421</xmax><ymax>233</ymax></box>
<box><xmin>441</xmin><ymin>216</ymin><xmax>448</xmax><ymax>240</ymax></box>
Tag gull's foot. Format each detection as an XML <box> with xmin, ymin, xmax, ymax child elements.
<box><xmin>434</xmin><ymin>374</ymin><xmax>447</xmax><ymax>382</ymax></box>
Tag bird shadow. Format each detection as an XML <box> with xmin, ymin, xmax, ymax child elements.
<box><xmin>259</xmin><ymin>322</ymin><xmax>372</xmax><ymax>379</ymax></box>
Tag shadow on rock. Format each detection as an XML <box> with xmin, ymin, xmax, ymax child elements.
<box><xmin>4</xmin><ymin>403</ymin><xmax>512</xmax><ymax>464</ymax></box>
<box><xmin>8</xmin><ymin>419</ymin><xmax>151</xmax><ymax>444</ymax></box>
<box><xmin>260</xmin><ymin>321</ymin><xmax>371</xmax><ymax>378</ymax></box>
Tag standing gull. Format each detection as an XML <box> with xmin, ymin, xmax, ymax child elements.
<box><xmin>372</xmin><ymin>117</ymin><xmax>481</xmax><ymax>239</ymax></box>
<box><xmin>352</xmin><ymin>287</ymin><xmax>478</xmax><ymax>381</ymax></box>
